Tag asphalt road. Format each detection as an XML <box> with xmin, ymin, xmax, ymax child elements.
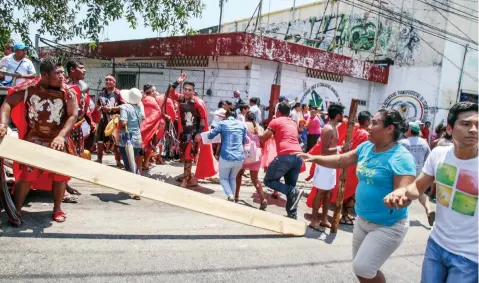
<box><xmin>0</xmin><ymin>155</ymin><xmax>433</xmax><ymax>282</ymax></box>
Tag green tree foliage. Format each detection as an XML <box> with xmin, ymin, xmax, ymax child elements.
<box><xmin>0</xmin><ymin>0</ymin><xmax>204</xmax><ymax>46</ymax></box>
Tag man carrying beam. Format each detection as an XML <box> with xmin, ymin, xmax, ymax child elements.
<box><xmin>0</xmin><ymin>57</ymin><xmax>78</xmax><ymax>224</ymax></box>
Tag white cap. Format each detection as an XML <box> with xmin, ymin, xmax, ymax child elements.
<box><xmin>120</xmin><ymin>88</ymin><xmax>142</xmax><ymax>105</ymax></box>
<box><xmin>414</xmin><ymin>119</ymin><xmax>424</xmax><ymax>125</ymax></box>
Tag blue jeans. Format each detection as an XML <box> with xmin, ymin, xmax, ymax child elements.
<box><xmin>264</xmin><ymin>155</ymin><xmax>302</xmax><ymax>216</ymax></box>
<box><xmin>219</xmin><ymin>158</ymin><xmax>243</xmax><ymax>198</ymax></box>
<box><xmin>119</xmin><ymin>146</ymin><xmax>141</xmax><ymax>174</ymax></box>
<box><xmin>421</xmin><ymin>237</ymin><xmax>478</xmax><ymax>283</ymax></box>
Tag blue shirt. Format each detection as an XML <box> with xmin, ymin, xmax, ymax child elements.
<box><xmin>119</xmin><ymin>104</ymin><xmax>144</xmax><ymax>148</ymax></box>
<box><xmin>355</xmin><ymin>141</ymin><xmax>416</xmax><ymax>226</ymax></box>
<box><xmin>207</xmin><ymin>117</ymin><xmax>247</xmax><ymax>162</ymax></box>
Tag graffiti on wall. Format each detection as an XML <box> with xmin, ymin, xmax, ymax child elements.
<box><xmin>300</xmin><ymin>83</ymin><xmax>341</xmax><ymax>111</ymax></box>
<box><xmin>381</xmin><ymin>90</ymin><xmax>430</xmax><ymax>122</ymax></box>
<box><xmin>256</xmin><ymin>13</ymin><xmax>419</xmax><ymax>65</ymax></box>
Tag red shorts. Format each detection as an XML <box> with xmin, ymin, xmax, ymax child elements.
<box><xmin>18</xmin><ymin>164</ymin><xmax>70</xmax><ymax>183</ymax></box>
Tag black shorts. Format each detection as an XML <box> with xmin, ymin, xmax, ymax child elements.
<box><xmin>95</xmin><ymin>119</ymin><xmax>111</xmax><ymax>144</ymax></box>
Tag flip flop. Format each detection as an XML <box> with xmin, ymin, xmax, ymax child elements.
<box><xmin>52</xmin><ymin>211</ymin><xmax>67</xmax><ymax>223</ymax></box>
<box><xmin>428</xmin><ymin>211</ymin><xmax>436</xmax><ymax>226</ymax></box>
<box><xmin>308</xmin><ymin>223</ymin><xmax>325</xmax><ymax>232</ymax></box>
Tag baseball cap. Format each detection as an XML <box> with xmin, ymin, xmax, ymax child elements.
<box><xmin>13</xmin><ymin>42</ymin><xmax>28</xmax><ymax>51</ymax></box>
<box><xmin>414</xmin><ymin>119</ymin><xmax>424</xmax><ymax>125</ymax></box>
<box><xmin>409</xmin><ymin>122</ymin><xmax>421</xmax><ymax>133</ymax></box>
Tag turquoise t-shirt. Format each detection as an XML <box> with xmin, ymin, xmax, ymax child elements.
<box><xmin>355</xmin><ymin>141</ymin><xmax>416</xmax><ymax>226</ymax></box>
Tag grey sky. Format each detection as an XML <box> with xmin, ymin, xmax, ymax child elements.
<box><xmin>15</xmin><ymin>0</ymin><xmax>316</xmax><ymax>45</ymax></box>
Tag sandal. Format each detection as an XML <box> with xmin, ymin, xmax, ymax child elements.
<box><xmin>428</xmin><ymin>211</ymin><xmax>436</xmax><ymax>226</ymax></box>
<box><xmin>66</xmin><ymin>186</ymin><xmax>81</xmax><ymax>195</ymax></box>
<box><xmin>340</xmin><ymin>215</ymin><xmax>355</xmax><ymax>225</ymax></box>
<box><xmin>53</xmin><ymin>211</ymin><xmax>67</xmax><ymax>223</ymax></box>
<box><xmin>131</xmin><ymin>195</ymin><xmax>141</xmax><ymax>200</ymax></box>
<box><xmin>259</xmin><ymin>200</ymin><xmax>268</xmax><ymax>211</ymax></box>
<box><xmin>308</xmin><ymin>223</ymin><xmax>325</xmax><ymax>232</ymax></box>
<box><xmin>62</xmin><ymin>196</ymin><xmax>78</xmax><ymax>203</ymax></box>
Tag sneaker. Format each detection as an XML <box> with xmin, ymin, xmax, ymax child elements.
<box><xmin>290</xmin><ymin>187</ymin><xmax>304</xmax><ymax>211</ymax></box>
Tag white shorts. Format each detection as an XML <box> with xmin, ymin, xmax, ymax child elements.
<box><xmin>81</xmin><ymin>121</ymin><xmax>90</xmax><ymax>137</ymax></box>
<box><xmin>312</xmin><ymin>165</ymin><xmax>336</xmax><ymax>190</ymax></box>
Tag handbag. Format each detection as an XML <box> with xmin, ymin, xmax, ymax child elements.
<box><xmin>243</xmin><ymin>128</ymin><xmax>261</xmax><ymax>165</ymax></box>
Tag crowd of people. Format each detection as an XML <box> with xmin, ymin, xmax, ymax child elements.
<box><xmin>0</xmin><ymin>45</ymin><xmax>477</xmax><ymax>283</ymax></box>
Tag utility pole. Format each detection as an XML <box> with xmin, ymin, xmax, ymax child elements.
<box><xmin>218</xmin><ymin>0</ymin><xmax>226</xmax><ymax>33</ymax></box>
<box><xmin>456</xmin><ymin>44</ymin><xmax>468</xmax><ymax>103</ymax></box>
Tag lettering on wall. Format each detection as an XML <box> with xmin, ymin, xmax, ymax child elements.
<box><xmin>100</xmin><ymin>62</ymin><xmax>166</xmax><ymax>69</ymax></box>
<box><xmin>381</xmin><ymin>90</ymin><xmax>430</xmax><ymax>122</ymax></box>
<box><xmin>300</xmin><ymin>83</ymin><xmax>340</xmax><ymax>111</ymax></box>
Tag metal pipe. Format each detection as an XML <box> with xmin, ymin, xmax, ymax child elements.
<box><xmin>218</xmin><ymin>0</ymin><xmax>224</xmax><ymax>33</ymax></box>
<box><xmin>456</xmin><ymin>44</ymin><xmax>468</xmax><ymax>103</ymax></box>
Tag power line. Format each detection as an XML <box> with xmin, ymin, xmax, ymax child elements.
<box><xmin>417</xmin><ymin>33</ymin><xmax>478</xmax><ymax>82</ymax></box>
<box><xmin>418</xmin><ymin>0</ymin><xmax>478</xmax><ymax>22</ymax></box>
<box><xmin>423</xmin><ymin>0</ymin><xmax>477</xmax><ymax>45</ymax></box>
<box><xmin>340</xmin><ymin>0</ymin><xmax>477</xmax><ymax>50</ymax></box>
<box><xmin>431</xmin><ymin>0</ymin><xmax>478</xmax><ymax>14</ymax></box>
<box><xmin>353</xmin><ymin>0</ymin><xmax>478</xmax><ymax>44</ymax></box>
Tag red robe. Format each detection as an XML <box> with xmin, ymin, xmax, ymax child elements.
<box><xmin>168</xmin><ymin>90</ymin><xmax>218</xmax><ymax>179</ymax></box>
<box><xmin>9</xmin><ymin>79</ymin><xmax>74</xmax><ymax>191</ymax></box>
<box><xmin>140</xmin><ymin>95</ymin><xmax>163</xmax><ymax>149</ymax></box>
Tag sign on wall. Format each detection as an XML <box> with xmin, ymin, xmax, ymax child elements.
<box><xmin>300</xmin><ymin>83</ymin><xmax>341</xmax><ymax>111</ymax></box>
<box><xmin>381</xmin><ymin>90</ymin><xmax>430</xmax><ymax>122</ymax></box>
<box><xmin>100</xmin><ymin>61</ymin><xmax>166</xmax><ymax>69</ymax></box>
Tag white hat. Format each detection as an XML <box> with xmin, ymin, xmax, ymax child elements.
<box><xmin>414</xmin><ymin>119</ymin><xmax>424</xmax><ymax>125</ymax></box>
<box><xmin>120</xmin><ymin>88</ymin><xmax>142</xmax><ymax>105</ymax></box>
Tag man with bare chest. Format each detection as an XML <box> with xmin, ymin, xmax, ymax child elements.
<box><xmin>309</xmin><ymin>103</ymin><xmax>345</xmax><ymax>231</ymax></box>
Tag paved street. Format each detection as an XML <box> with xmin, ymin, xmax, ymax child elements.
<box><xmin>0</xmin><ymin>154</ymin><xmax>433</xmax><ymax>282</ymax></box>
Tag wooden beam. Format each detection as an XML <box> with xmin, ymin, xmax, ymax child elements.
<box><xmin>330</xmin><ymin>99</ymin><xmax>360</xmax><ymax>234</ymax></box>
<box><xmin>0</xmin><ymin>136</ymin><xmax>306</xmax><ymax>236</ymax></box>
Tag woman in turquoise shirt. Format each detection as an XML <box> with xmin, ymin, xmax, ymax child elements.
<box><xmin>298</xmin><ymin>109</ymin><xmax>416</xmax><ymax>283</ymax></box>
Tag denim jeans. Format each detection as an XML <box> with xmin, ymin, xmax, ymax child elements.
<box><xmin>421</xmin><ymin>237</ymin><xmax>478</xmax><ymax>283</ymax></box>
<box><xmin>264</xmin><ymin>154</ymin><xmax>302</xmax><ymax>217</ymax></box>
<box><xmin>219</xmin><ymin>157</ymin><xmax>244</xmax><ymax>198</ymax></box>
<box><xmin>118</xmin><ymin>146</ymin><xmax>142</xmax><ymax>174</ymax></box>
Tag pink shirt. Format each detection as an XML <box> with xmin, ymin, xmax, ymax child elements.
<box><xmin>268</xmin><ymin>117</ymin><xmax>302</xmax><ymax>155</ymax></box>
<box><xmin>307</xmin><ymin>116</ymin><xmax>322</xmax><ymax>135</ymax></box>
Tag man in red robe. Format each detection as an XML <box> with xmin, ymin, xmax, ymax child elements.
<box><xmin>0</xmin><ymin>58</ymin><xmax>78</xmax><ymax>224</ymax></box>
<box><xmin>330</xmin><ymin>111</ymin><xmax>371</xmax><ymax>224</ymax></box>
<box><xmin>167</xmin><ymin>74</ymin><xmax>218</xmax><ymax>188</ymax></box>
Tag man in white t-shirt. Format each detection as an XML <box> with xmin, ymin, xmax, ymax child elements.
<box><xmin>249</xmin><ymin>97</ymin><xmax>262</xmax><ymax>124</ymax></box>
<box><xmin>290</xmin><ymin>102</ymin><xmax>301</xmax><ymax>125</ymax></box>
<box><xmin>0</xmin><ymin>42</ymin><xmax>36</xmax><ymax>86</ymax></box>
<box><xmin>399</xmin><ymin>122</ymin><xmax>434</xmax><ymax>224</ymax></box>
<box><xmin>384</xmin><ymin>102</ymin><xmax>478</xmax><ymax>283</ymax></box>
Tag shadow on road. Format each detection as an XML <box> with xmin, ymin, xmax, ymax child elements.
<box><xmin>91</xmin><ymin>192</ymin><xmax>133</xmax><ymax>205</ymax></box>
<box><xmin>1</xmin><ymin>231</ymin><xmax>291</xmax><ymax>240</ymax></box>
<box><xmin>409</xmin><ymin>220</ymin><xmax>432</xmax><ymax>230</ymax></box>
<box><xmin>1</xmin><ymin>210</ymin><xmax>53</xmax><ymax>235</ymax></box>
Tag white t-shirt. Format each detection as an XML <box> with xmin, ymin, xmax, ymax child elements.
<box><xmin>211</xmin><ymin>108</ymin><xmax>226</xmax><ymax>127</ymax></box>
<box><xmin>237</xmin><ymin>113</ymin><xmax>245</xmax><ymax>122</ymax></box>
<box><xmin>0</xmin><ymin>54</ymin><xmax>36</xmax><ymax>85</ymax></box>
<box><xmin>399</xmin><ymin>136</ymin><xmax>431</xmax><ymax>175</ymax></box>
<box><xmin>290</xmin><ymin>109</ymin><xmax>300</xmax><ymax>123</ymax></box>
<box><xmin>423</xmin><ymin>146</ymin><xmax>478</xmax><ymax>262</ymax></box>
<box><xmin>249</xmin><ymin>105</ymin><xmax>262</xmax><ymax>124</ymax></box>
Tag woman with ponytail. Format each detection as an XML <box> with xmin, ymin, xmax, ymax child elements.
<box><xmin>235</xmin><ymin>111</ymin><xmax>267</xmax><ymax>210</ymax></box>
